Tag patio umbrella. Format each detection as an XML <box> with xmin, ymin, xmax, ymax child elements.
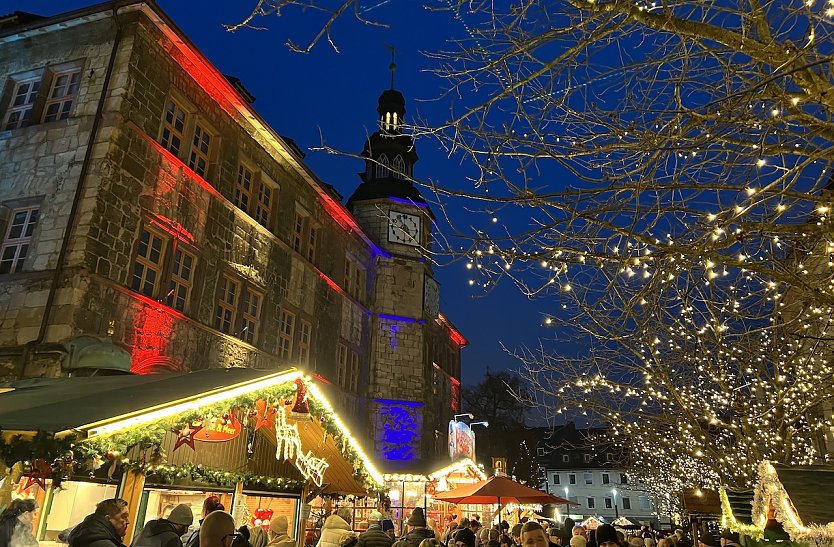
<box><xmin>433</xmin><ymin>475</ymin><xmax>576</xmax><ymax>523</ymax></box>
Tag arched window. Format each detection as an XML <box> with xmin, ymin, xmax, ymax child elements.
<box><xmin>392</xmin><ymin>155</ymin><xmax>406</xmax><ymax>179</ymax></box>
<box><xmin>385</xmin><ymin>112</ymin><xmax>391</xmax><ymax>130</ymax></box>
<box><xmin>392</xmin><ymin>112</ymin><xmax>399</xmax><ymax>130</ymax></box>
<box><xmin>375</xmin><ymin>154</ymin><xmax>390</xmax><ymax>179</ymax></box>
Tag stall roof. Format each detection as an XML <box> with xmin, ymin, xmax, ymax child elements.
<box><xmin>771</xmin><ymin>463</ymin><xmax>834</xmax><ymax>527</ymax></box>
<box><xmin>0</xmin><ymin>368</ymin><xmax>272</xmax><ymax>433</ymax></box>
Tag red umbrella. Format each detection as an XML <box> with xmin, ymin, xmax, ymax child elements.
<box><xmin>433</xmin><ymin>474</ymin><xmax>576</xmax><ymax>506</ymax></box>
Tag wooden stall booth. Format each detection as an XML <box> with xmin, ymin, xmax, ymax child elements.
<box><xmin>0</xmin><ymin>368</ymin><xmax>385</xmax><ymax>547</ymax></box>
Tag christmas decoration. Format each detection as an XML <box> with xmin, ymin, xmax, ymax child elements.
<box><xmin>252</xmin><ymin>508</ymin><xmax>273</xmax><ymax>529</ymax></box>
<box><xmin>289</xmin><ymin>378</ymin><xmax>311</xmax><ymax>421</ymax></box>
<box><xmin>173</xmin><ymin>423</ymin><xmax>203</xmax><ymax>451</ymax></box>
<box><xmin>20</xmin><ymin>459</ymin><xmax>51</xmax><ymax>491</ymax></box>
<box><xmin>253</xmin><ymin>399</ymin><xmax>276</xmax><ymax>430</ymax></box>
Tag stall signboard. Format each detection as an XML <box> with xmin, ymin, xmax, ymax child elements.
<box><xmin>198</xmin><ymin>413</ymin><xmax>242</xmax><ymax>442</ymax></box>
<box><xmin>448</xmin><ymin>420</ymin><xmax>476</xmax><ymax>460</ymax></box>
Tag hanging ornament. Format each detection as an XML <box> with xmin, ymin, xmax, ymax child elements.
<box><xmin>254</xmin><ymin>399</ymin><xmax>277</xmax><ymax>430</ymax></box>
<box><xmin>173</xmin><ymin>422</ymin><xmax>203</xmax><ymax>451</ymax></box>
<box><xmin>289</xmin><ymin>378</ymin><xmax>311</xmax><ymax>421</ymax></box>
<box><xmin>20</xmin><ymin>459</ymin><xmax>51</xmax><ymax>491</ymax></box>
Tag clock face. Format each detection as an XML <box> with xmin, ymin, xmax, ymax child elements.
<box><xmin>388</xmin><ymin>211</ymin><xmax>421</xmax><ymax>246</ymax></box>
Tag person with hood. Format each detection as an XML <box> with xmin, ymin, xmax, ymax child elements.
<box><xmin>452</xmin><ymin>529</ymin><xmax>476</xmax><ymax>547</ymax></box>
<box><xmin>69</xmin><ymin>498</ymin><xmax>130</xmax><ymax>547</ymax></box>
<box><xmin>382</xmin><ymin>521</ymin><xmax>396</xmax><ymax>541</ymax></box>
<box><xmin>0</xmin><ymin>498</ymin><xmax>38</xmax><ymax>547</ymax></box>
<box><xmin>357</xmin><ymin>512</ymin><xmax>393</xmax><ymax>547</ymax></box>
<box><xmin>249</xmin><ymin>527</ymin><xmax>268</xmax><ymax>547</ymax></box>
<box><xmin>594</xmin><ymin>526</ymin><xmax>618</xmax><ymax>547</ymax></box>
<box><xmin>198</xmin><ymin>512</ymin><xmax>238</xmax><ymax>547</ymax></box>
<box><xmin>131</xmin><ymin>504</ymin><xmax>193</xmax><ymax>547</ymax></box>
<box><xmin>317</xmin><ymin>508</ymin><xmax>355</xmax><ymax>547</ymax></box>
<box><xmin>267</xmin><ymin>516</ymin><xmax>295</xmax><ymax>547</ymax></box>
<box><xmin>393</xmin><ymin>508</ymin><xmax>435</xmax><ymax>547</ymax></box>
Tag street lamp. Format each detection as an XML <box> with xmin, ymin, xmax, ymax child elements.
<box><xmin>454</xmin><ymin>413</ymin><xmax>474</xmax><ymax>421</ymax></box>
<box><xmin>612</xmin><ymin>488</ymin><xmax>619</xmax><ymax>519</ymax></box>
<box><xmin>471</xmin><ymin>421</ymin><xmax>489</xmax><ymax>427</ymax></box>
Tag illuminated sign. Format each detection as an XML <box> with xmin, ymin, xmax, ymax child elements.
<box><xmin>448</xmin><ymin>420</ymin><xmax>476</xmax><ymax>460</ymax></box>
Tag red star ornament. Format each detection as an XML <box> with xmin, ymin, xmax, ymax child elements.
<box><xmin>21</xmin><ymin>459</ymin><xmax>51</xmax><ymax>491</ymax></box>
<box><xmin>254</xmin><ymin>399</ymin><xmax>276</xmax><ymax>431</ymax></box>
<box><xmin>173</xmin><ymin>422</ymin><xmax>203</xmax><ymax>451</ymax></box>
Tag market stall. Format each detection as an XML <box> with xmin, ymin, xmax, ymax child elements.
<box><xmin>0</xmin><ymin>368</ymin><xmax>384</xmax><ymax>546</ymax></box>
<box><xmin>381</xmin><ymin>457</ymin><xmax>486</xmax><ymax>536</ymax></box>
<box><xmin>721</xmin><ymin>461</ymin><xmax>834</xmax><ymax>547</ymax></box>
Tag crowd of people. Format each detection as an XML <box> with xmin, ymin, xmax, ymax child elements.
<box><xmin>0</xmin><ymin>498</ymin><xmax>744</xmax><ymax>547</ymax></box>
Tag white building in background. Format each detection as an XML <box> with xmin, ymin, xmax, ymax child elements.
<box><xmin>534</xmin><ymin>423</ymin><xmax>660</xmax><ymax>525</ymax></box>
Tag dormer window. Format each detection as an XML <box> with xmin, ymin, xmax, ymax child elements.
<box><xmin>375</xmin><ymin>154</ymin><xmax>390</xmax><ymax>179</ymax></box>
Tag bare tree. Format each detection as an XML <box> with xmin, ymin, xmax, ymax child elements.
<box><xmin>234</xmin><ymin>0</ymin><xmax>834</xmax><ymax>494</ymax></box>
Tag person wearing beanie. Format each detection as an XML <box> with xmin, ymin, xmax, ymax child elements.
<box><xmin>718</xmin><ymin>531</ymin><xmax>739</xmax><ymax>547</ymax></box>
<box><xmin>381</xmin><ymin>520</ymin><xmax>396</xmax><ymax>540</ymax></box>
<box><xmin>131</xmin><ymin>504</ymin><xmax>193</xmax><ymax>547</ymax></box>
<box><xmin>697</xmin><ymin>534</ymin><xmax>717</xmax><ymax>547</ymax></box>
<box><xmin>594</xmin><ymin>526</ymin><xmax>617</xmax><ymax>547</ymax></box>
<box><xmin>546</xmin><ymin>528</ymin><xmax>561</xmax><ymax>547</ymax></box>
<box><xmin>393</xmin><ymin>508</ymin><xmax>434</xmax><ymax>547</ymax></box>
<box><xmin>453</xmin><ymin>528</ymin><xmax>477</xmax><ymax>547</ymax></box>
<box><xmin>357</xmin><ymin>511</ymin><xmax>393</xmax><ymax>547</ymax></box>
<box><xmin>185</xmin><ymin>497</ymin><xmax>227</xmax><ymax>547</ymax></box>
<box><xmin>267</xmin><ymin>515</ymin><xmax>294</xmax><ymax>547</ymax></box>
<box><xmin>317</xmin><ymin>510</ymin><xmax>355</xmax><ymax>547</ymax></box>
<box><xmin>198</xmin><ymin>512</ymin><xmax>236</xmax><ymax>547</ymax></box>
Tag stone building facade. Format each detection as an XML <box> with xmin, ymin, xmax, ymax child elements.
<box><xmin>0</xmin><ymin>2</ymin><xmax>465</xmax><ymax>465</ymax></box>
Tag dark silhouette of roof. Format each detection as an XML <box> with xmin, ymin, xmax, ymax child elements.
<box><xmin>0</xmin><ymin>11</ymin><xmax>45</xmax><ymax>30</ymax></box>
<box><xmin>223</xmin><ymin>74</ymin><xmax>256</xmax><ymax>104</ymax></box>
<box><xmin>772</xmin><ymin>464</ymin><xmax>834</xmax><ymax>527</ymax></box>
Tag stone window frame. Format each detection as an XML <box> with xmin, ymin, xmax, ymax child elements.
<box><xmin>291</xmin><ymin>204</ymin><xmax>318</xmax><ymax>263</ymax></box>
<box><xmin>621</xmin><ymin>497</ymin><xmax>631</xmax><ymax>510</ymax></box>
<box><xmin>213</xmin><ymin>271</ymin><xmax>265</xmax><ymax>345</ymax></box>
<box><xmin>158</xmin><ymin>92</ymin><xmax>220</xmax><ymax>183</ymax></box>
<box><xmin>602</xmin><ymin>472</ymin><xmax>610</xmax><ymax>485</ymax></box>
<box><xmin>587</xmin><ymin>497</ymin><xmax>595</xmax><ymax>509</ymax></box>
<box><xmin>1</xmin><ymin>60</ymin><xmax>84</xmax><ymax>131</ymax></box>
<box><xmin>278</xmin><ymin>307</ymin><xmax>296</xmax><ymax>358</ymax></box>
<box><xmin>375</xmin><ymin>153</ymin><xmax>390</xmax><ymax>179</ymax></box>
<box><xmin>41</xmin><ymin>67</ymin><xmax>82</xmax><ymax>123</ymax></box>
<box><xmin>336</xmin><ymin>343</ymin><xmax>348</xmax><ymax>388</ymax></box>
<box><xmin>233</xmin><ymin>159</ymin><xmax>278</xmax><ymax>232</ymax></box>
<box><xmin>129</xmin><ymin>220</ymin><xmax>200</xmax><ymax>313</ymax></box>
<box><xmin>131</xmin><ymin>225</ymin><xmax>168</xmax><ymax>298</ymax></box>
<box><xmin>584</xmin><ymin>471</ymin><xmax>593</xmax><ymax>485</ymax></box>
<box><xmin>298</xmin><ymin>319</ymin><xmax>313</xmax><ymax>366</ymax></box>
<box><xmin>349</xmin><ymin>349</ymin><xmax>360</xmax><ymax>392</ymax></box>
<box><xmin>187</xmin><ymin>119</ymin><xmax>216</xmax><ymax>179</ymax></box>
<box><xmin>343</xmin><ymin>253</ymin><xmax>366</xmax><ymax>303</ymax></box>
<box><xmin>0</xmin><ymin>201</ymin><xmax>41</xmax><ymax>275</ymax></box>
<box><xmin>392</xmin><ymin>154</ymin><xmax>406</xmax><ymax>179</ymax></box>
<box><xmin>604</xmin><ymin>497</ymin><xmax>613</xmax><ymax>509</ymax></box>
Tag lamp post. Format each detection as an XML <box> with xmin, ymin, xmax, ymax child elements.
<box><xmin>612</xmin><ymin>489</ymin><xmax>619</xmax><ymax>519</ymax></box>
<box><xmin>454</xmin><ymin>413</ymin><xmax>474</xmax><ymax>421</ymax></box>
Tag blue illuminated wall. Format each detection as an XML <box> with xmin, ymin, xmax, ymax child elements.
<box><xmin>374</xmin><ymin>399</ymin><xmax>423</xmax><ymax>466</ymax></box>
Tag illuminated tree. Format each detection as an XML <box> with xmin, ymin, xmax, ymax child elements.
<box><xmin>234</xmin><ymin>0</ymin><xmax>834</xmax><ymax>493</ymax></box>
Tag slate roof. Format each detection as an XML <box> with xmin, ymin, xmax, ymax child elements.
<box><xmin>772</xmin><ymin>464</ymin><xmax>834</xmax><ymax>527</ymax></box>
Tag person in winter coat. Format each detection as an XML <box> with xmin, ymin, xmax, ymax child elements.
<box><xmin>199</xmin><ymin>512</ymin><xmax>238</xmax><ymax>547</ymax></box>
<box><xmin>249</xmin><ymin>527</ymin><xmax>268</xmax><ymax>547</ymax></box>
<box><xmin>0</xmin><ymin>498</ymin><xmax>38</xmax><ymax>547</ymax></box>
<box><xmin>185</xmin><ymin>497</ymin><xmax>226</xmax><ymax>547</ymax></box>
<box><xmin>316</xmin><ymin>509</ymin><xmax>354</xmax><ymax>547</ymax></box>
<box><xmin>356</xmin><ymin>512</ymin><xmax>393</xmax><ymax>547</ymax></box>
<box><xmin>393</xmin><ymin>508</ymin><xmax>435</xmax><ymax>547</ymax></box>
<box><xmin>267</xmin><ymin>515</ymin><xmax>295</xmax><ymax>547</ymax></box>
<box><xmin>131</xmin><ymin>504</ymin><xmax>193</xmax><ymax>547</ymax></box>
<box><xmin>69</xmin><ymin>498</ymin><xmax>130</xmax><ymax>547</ymax></box>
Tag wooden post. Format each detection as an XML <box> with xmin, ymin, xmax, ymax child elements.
<box><xmin>117</xmin><ymin>470</ymin><xmax>146</xmax><ymax>546</ymax></box>
<box><xmin>231</xmin><ymin>481</ymin><xmax>245</xmax><ymax>525</ymax></box>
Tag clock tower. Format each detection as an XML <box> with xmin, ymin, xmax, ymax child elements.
<box><xmin>347</xmin><ymin>84</ymin><xmax>464</xmax><ymax>467</ymax></box>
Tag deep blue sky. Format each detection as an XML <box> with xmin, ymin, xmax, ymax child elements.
<box><xmin>6</xmin><ymin>0</ymin><xmax>564</xmax><ymax>384</ymax></box>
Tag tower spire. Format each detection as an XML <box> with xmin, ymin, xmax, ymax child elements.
<box><xmin>385</xmin><ymin>44</ymin><xmax>397</xmax><ymax>89</ymax></box>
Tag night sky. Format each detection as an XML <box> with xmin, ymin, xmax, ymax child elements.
<box><xmin>4</xmin><ymin>0</ymin><xmax>561</xmax><ymax>384</ymax></box>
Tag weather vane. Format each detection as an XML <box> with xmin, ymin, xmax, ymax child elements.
<box><xmin>385</xmin><ymin>44</ymin><xmax>397</xmax><ymax>89</ymax></box>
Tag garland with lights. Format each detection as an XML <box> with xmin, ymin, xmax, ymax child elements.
<box><xmin>752</xmin><ymin>461</ymin><xmax>834</xmax><ymax>545</ymax></box>
<box><xmin>0</xmin><ymin>379</ymin><xmax>383</xmax><ymax>495</ymax></box>
<box><xmin>719</xmin><ymin>488</ymin><xmax>764</xmax><ymax>540</ymax></box>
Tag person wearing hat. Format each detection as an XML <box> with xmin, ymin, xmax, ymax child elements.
<box><xmin>266</xmin><ymin>515</ymin><xmax>295</xmax><ymax>547</ymax></box>
<box><xmin>317</xmin><ymin>509</ymin><xmax>355</xmax><ymax>547</ymax></box>
<box><xmin>696</xmin><ymin>534</ymin><xmax>717</xmax><ymax>547</ymax></box>
<box><xmin>453</xmin><ymin>529</ymin><xmax>476</xmax><ymax>547</ymax></box>
<box><xmin>546</xmin><ymin>528</ymin><xmax>561</xmax><ymax>547</ymax></box>
<box><xmin>382</xmin><ymin>520</ymin><xmax>396</xmax><ymax>540</ymax></box>
<box><xmin>131</xmin><ymin>504</ymin><xmax>193</xmax><ymax>547</ymax></box>
<box><xmin>393</xmin><ymin>508</ymin><xmax>435</xmax><ymax>547</ymax></box>
<box><xmin>718</xmin><ymin>530</ymin><xmax>739</xmax><ymax>547</ymax></box>
<box><xmin>199</xmin><ymin>512</ymin><xmax>238</xmax><ymax>547</ymax></box>
<box><xmin>594</xmin><ymin>525</ymin><xmax>618</xmax><ymax>547</ymax></box>
<box><xmin>358</xmin><ymin>512</ymin><xmax>394</xmax><ymax>547</ymax></box>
